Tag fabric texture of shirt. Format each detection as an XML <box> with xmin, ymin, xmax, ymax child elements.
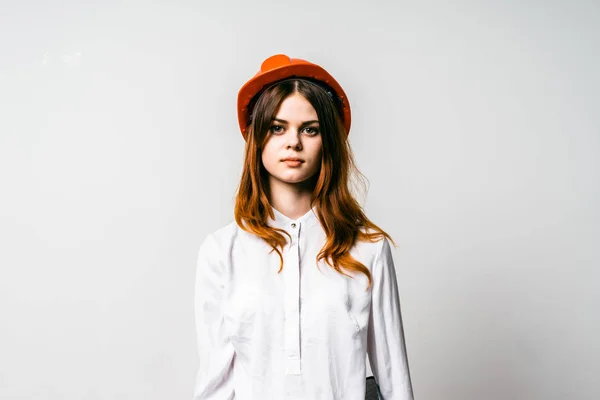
<box><xmin>194</xmin><ymin>205</ymin><xmax>413</xmax><ymax>400</ymax></box>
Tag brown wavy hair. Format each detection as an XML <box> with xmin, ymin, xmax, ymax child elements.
<box><xmin>234</xmin><ymin>78</ymin><xmax>397</xmax><ymax>290</ymax></box>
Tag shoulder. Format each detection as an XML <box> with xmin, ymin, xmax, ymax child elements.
<box><xmin>358</xmin><ymin>225</ymin><xmax>390</xmax><ymax>249</ymax></box>
<box><xmin>353</xmin><ymin>226</ymin><xmax>391</xmax><ymax>267</ymax></box>
<box><xmin>211</xmin><ymin>219</ymin><xmax>240</xmax><ymax>243</ymax></box>
<box><xmin>195</xmin><ymin>221</ymin><xmax>241</xmax><ymax>281</ymax></box>
<box><xmin>198</xmin><ymin>220</ymin><xmax>240</xmax><ymax>255</ymax></box>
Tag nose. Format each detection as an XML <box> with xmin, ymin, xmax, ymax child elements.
<box><xmin>286</xmin><ymin>128</ymin><xmax>302</xmax><ymax>149</ymax></box>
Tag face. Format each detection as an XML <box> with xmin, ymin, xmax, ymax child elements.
<box><xmin>261</xmin><ymin>92</ymin><xmax>323</xmax><ymax>186</ymax></box>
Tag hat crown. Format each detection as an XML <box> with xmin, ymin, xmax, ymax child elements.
<box><xmin>260</xmin><ymin>54</ymin><xmax>291</xmax><ymax>73</ymax></box>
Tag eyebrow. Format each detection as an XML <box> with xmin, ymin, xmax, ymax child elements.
<box><xmin>271</xmin><ymin>118</ymin><xmax>319</xmax><ymax>125</ymax></box>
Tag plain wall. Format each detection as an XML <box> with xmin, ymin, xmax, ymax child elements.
<box><xmin>0</xmin><ymin>1</ymin><xmax>598</xmax><ymax>399</ymax></box>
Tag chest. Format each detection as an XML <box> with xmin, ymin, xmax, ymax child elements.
<box><xmin>222</xmin><ymin>233</ymin><xmax>373</xmax><ymax>330</ymax></box>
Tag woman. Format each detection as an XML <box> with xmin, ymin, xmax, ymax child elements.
<box><xmin>194</xmin><ymin>54</ymin><xmax>414</xmax><ymax>400</ymax></box>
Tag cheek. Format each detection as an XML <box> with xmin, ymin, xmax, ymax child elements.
<box><xmin>261</xmin><ymin>145</ymin><xmax>277</xmax><ymax>168</ymax></box>
<box><xmin>308</xmin><ymin>142</ymin><xmax>323</xmax><ymax>161</ymax></box>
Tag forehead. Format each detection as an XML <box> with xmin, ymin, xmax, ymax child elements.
<box><xmin>274</xmin><ymin>93</ymin><xmax>318</xmax><ymax>120</ymax></box>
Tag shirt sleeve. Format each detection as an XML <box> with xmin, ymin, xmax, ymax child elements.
<box><xmin>193</xmin><ymin>233</ymin><xmax>236</xmax><ymax>400</ymax></box>
<box><xmin>367</xmin><ymin>237</ymin><xmax>414</xmax><ymax>400</ymax></box>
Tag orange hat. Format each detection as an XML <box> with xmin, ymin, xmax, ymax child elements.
<box><xmin>237</xmin><ymin>54</ymin><xmax>351</xmax><ymax>141</ymax></box>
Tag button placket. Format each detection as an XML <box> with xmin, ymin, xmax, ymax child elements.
<box><xmin>284</xmin><ymin>220</ymin><xmax>302</xmax><ymax>375</ymax></box>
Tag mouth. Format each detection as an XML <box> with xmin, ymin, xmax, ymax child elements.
<box><xmin>282</xmin><ymin>159</ymin><xmax>303</xmax><ymax>167</ymax></box>
<box><xmin>281</xmin><ymin>158</ymin><xmax>304</xmax><ymax>162</ymax></box>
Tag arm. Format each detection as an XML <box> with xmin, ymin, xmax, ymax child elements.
<box><xmin>367</xmin><ymin>237</ymin><xmax>414</xmax><ymax>400</ymax></box>
<box><xmin>193</xmin><ymin>234</ymin><xmax>236</xmax><ymax>400</ymax></box>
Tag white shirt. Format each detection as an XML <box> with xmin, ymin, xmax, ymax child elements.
<box><xmin>194</xmin><ymin>205</ymin><xmax>413</xmax><ymax>400</ymax></box>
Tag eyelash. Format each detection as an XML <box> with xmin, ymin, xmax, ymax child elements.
<box><xmin>269</xmin><ymin>125</ymin><xmax>320</xmax><ymax>136</ymax></box>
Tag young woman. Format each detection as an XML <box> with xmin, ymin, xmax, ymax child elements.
<box><xmin>194</xmin><ymin>54</ymin><xmax>413</xmax><ymax>400</ymax></box>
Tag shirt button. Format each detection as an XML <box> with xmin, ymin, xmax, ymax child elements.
<box><xmin>291</xmin><ymin>223</ymin><xmax>296</xmax><ymax>228</ymax></box>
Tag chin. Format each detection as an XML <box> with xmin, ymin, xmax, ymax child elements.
<box><xmin>274</xmin><ymin>171</ymin><xmax>316</xmax><ymax>184</ymax></box>
<box><xmin>279</xmin><ymin>175</ymin><xmax>311</xmax><ymax>184</ymax></box>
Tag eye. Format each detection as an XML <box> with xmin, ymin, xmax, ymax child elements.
<box><xmin>269</xmin><ymin>125</ymin><xmax>319</xmax><ymax>135</ymax></box>
<box><xmin>304</xmin><ymin>127</ymin><xmax>320</xmax><ymax>135</ymax></box>
<box><xmin>269</xmin><ymin>125</ymin><xmax>284</xmax><ymax>134</ymax></box>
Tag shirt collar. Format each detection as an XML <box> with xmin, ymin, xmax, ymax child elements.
<box><xmin>267</xmin><ymin>204</ymin><xmax>319</xmax><ymax>230</ymax></box>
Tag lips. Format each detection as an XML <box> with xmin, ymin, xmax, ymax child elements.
<box><xmin>283</xmin><ymin>160</ymin><xmax>302</xmax><ymax>167</ymax></box>
<box><xmin>281</xmin><ymin>157</ymin><xmax>304</xmax><ymax>162</ymax></box>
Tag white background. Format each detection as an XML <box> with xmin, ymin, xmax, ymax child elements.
<box><xmin>0</xmin><ymin>1</ymin><xmax>598</xmax><ymax>399</ymax></box>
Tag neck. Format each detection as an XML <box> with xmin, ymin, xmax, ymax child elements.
<box><xmin>268</xmin><ymin>176</ymin><xmax>316</xmax><ymax>220</ymax></box>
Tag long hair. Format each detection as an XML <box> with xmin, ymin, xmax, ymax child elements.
<box><xmin>234</xmin><ymin>78</ymin><xmax>397</xmax><ymax>290</ymax></box>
